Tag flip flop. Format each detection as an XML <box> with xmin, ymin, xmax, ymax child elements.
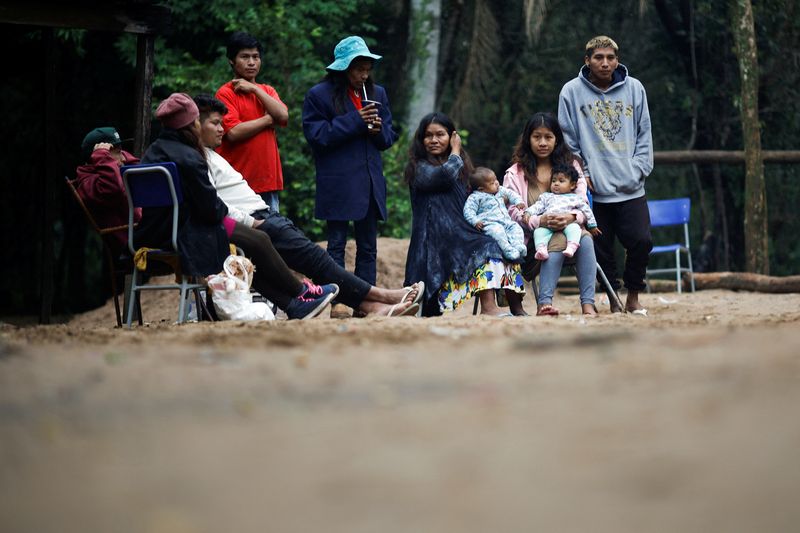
<box><xmin>386</xmin><ymin>302</ymin><xmax>420</xmax><ymax>317</ymax></box>
<box><xmin>401</xmin><ymin>281</ymin><xmax>425</xmax><ymax>306</ymax></box>
<box><xmin>536</xmin><ymin>304</ymin><xmax>560</xmax><ymax>317</ymax></box>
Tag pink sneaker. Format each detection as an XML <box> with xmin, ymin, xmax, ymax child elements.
<box><xmin>563</xmin><ymin>241</ymin><xmax>580</xmax><ymax>258</ymax></box>
<box><xmin>534</xmin><ymin>245</ymin><xmax>549</xmax><ymax>260</ymax></box>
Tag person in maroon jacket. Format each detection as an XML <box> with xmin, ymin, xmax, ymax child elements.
<box><xmin>74</xmin><ymin>127</ymin><xmax>141</xmax><ymax>253</ymax></box>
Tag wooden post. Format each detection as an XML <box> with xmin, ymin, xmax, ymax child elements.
<box><xmin>39</xmin><ymin>28</ymin><xmax>56</xmax><ymax>324</ymax></box>
<box><xmin>731</xmin><ymin>0</ymin><xmax>768</xmax><ymax>274</ymax></box>
<box><xmin>134</xmin><ymin>33</ymin><xmax>155</xmax><ymax>157</ymax></box>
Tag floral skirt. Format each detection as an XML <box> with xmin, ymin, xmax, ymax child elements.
<box><xmin>438</xmin><ymin>258</ymin><xmax>525</xmax><ymax>313</ymax></box>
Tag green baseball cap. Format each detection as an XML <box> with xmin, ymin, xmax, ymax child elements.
<box><xmin>81</xmin><ymin>127</ymin><xmax>123</xmax><ymax>160</ymax></box>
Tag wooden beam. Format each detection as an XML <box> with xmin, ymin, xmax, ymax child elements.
<box><xmin>40</xmin><ymin>28</ymin><xmax>56</xmax><ymax>324</ymax></box>
<box><xmin>655</xmin><ymin>150</ymin><xmax>800</xmax><ymax>164</ymax></box>
<box><xmin>0</xmin><ymin>1</ymin><xmax>170</xmax><ymax>34</ymax></box>
<box><xmin>134</xmin><ymin>33</ymin><xmax>155</xmax><ymax>156</ymax></box>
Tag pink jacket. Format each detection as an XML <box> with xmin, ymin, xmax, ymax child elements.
<box><xmin>503</xmin><ymin>160</ymin><xmax>588</xmax><ymax>243</ymax></box>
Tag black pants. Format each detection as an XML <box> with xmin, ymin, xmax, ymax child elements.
<box><xmin>325</xmin><ymin>197</ymin><xmax>379</xmax><ymax>287</ymax></box>
<box><xmin>229</xmin><ymin>222</ymin><xmax>303</xmax><ymax>309</ymax></box>
<box><xmin>252</xmin><ymin>209</ymin><xmax>372</xmax><ymax>309</ymax></box>
<box><xmin>592</xmin><ymin>196</ymin><xmax>653</xmax><ymax>292</ymax></box>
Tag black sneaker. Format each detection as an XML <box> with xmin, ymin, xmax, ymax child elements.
<box><xmin>285</xmin><ymin>283</ymin><xmax>339</xmax><ymax>320</ymax></box>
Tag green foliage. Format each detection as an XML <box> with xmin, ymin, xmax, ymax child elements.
<box><xmin>124</xmin><ymin>0</ymin><xmax>416</xmax><ymax>240</ymax></box>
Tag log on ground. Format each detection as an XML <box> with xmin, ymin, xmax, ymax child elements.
<box><xmin>692</xmin><ymin>272</ymin><xmax>800</xmax><ymax>293</ymax></box>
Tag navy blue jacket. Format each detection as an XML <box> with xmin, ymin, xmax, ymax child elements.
<box><xmin>403</xmin><ymin>154</ymin><xmax>506</xmax><ymax>316</ymax></box>
<box><xmin>136</xmin><ymin>129</ymin><xmax>229</xmax><ymax>276</ymax></box>
<box><xmin>302</xmin><ymin>80</ymin><xmax>397</xmax><ymax>221</ymax></box>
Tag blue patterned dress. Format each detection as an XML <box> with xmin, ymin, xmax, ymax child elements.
<box><xmin>403</xmin><ymin>154</ymin><xmax>524</xmax><ymax>316</ymax></box>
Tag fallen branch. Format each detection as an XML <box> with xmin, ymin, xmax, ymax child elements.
<box><xmin>691</xmin><ymin>272</ymin><xmax>800</xmax><ymax>293</ymax></box>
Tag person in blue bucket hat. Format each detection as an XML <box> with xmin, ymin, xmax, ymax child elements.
<box><xmin>302</xmin><ymin>36</ymin><xmax>398</xmax><ymax>318</ymax></box>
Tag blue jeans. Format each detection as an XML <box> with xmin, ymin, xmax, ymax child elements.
<box><xmin>325</xmin><ymin>199</ymin><xmax>379</xmax><ymax>286</ymax></box>
<box><xmin>258</xmin><ymin>191</ymin><xmax>280</xmax><ymax>214</ymax></box>
<box><xmin>537</xmin><ymin>234</ymin><xmax>596</xmax><ymax>306</ymax></box>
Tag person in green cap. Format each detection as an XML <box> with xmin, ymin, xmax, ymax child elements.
<box><xmin>302</xmin><ymin>35</ymin><xmax>398</xmax><ymax>318</ymax></box>
<box><xmin>74</xmin><ymin>127</ymin><xmax>140</xmax><ymax>252</ymax></box>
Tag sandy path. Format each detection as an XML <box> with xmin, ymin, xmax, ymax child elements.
<box><xmin>2</xmin><ymin>284</ymin><xmax>800</xmax><ymax>532</ymax></box>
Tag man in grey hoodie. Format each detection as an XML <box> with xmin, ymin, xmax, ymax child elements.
<box><xmin>558</xmin><ymin>35</ymin><xmax>653</xmax><ymax>314</ymax></box>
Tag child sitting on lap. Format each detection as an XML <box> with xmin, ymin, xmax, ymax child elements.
<box><xmin>463</xmin><ymin>167</ymin><xmax>528</xmax><ymax>261</ymax></box>
<box><xmin>524</xmin><ymin>165</ymin><xmax>601</xmax><ymax>260</ymax></box>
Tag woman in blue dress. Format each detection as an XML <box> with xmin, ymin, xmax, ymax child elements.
<box><xmin>403</xmin><ymin>112</ymin><xmax>526</xmax><ymax>317</ymax></box>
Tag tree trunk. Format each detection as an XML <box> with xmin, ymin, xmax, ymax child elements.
<box><xmin>692</xmin><ymin>272</ymin><xmax>800</xmax><ymax>293</ymax></box>
<box><xmin>731</xmin><ymin>0</ymin><xmax>769</xmax><ymax>274</ymax></box>
<box><xmin>405</xmin><ymin>0</ymin><xmax>441</xmax><ymax>135</ymax></box>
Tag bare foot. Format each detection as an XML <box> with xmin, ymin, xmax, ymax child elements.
<box><xmin>478</xmin><ymin>290</ymin><xmax>506</xmax><ymax>316</ymax></box>
<box><xmin>506</xmin><ymin>290</ymin><xmax>528</xmax><ymax>316</ymax></box>
<box><xmin>368</xmin><ymin>282</ymin><xmax>421</xmax><ymax>305</ymax></box>
<box><xmin>582</xmin><ymin>303</ymin><xmax>598</xmax><ymax>316</ymax></box>
<box><xmin>625</xmin><ymin>290</ymin><xmax>645</xmax><ymax>312</ymax></box>
<box><xmin>359</xmin><ymin>299</ymin><xmax>414</xmax><ymax>317</ymax></box>
<box><xmin>536</xmin><ymin>304</ymin><xmax>559</xmax><ymax>316</ymax></box>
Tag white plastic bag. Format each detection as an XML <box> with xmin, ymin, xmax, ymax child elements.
<box><xmin>207</xmin><ymin>255</ymin><xmax>274</xmax><ymax>321</ymax></box>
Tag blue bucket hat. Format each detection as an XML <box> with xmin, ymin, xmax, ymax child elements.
<box><xmin>326</xmin><ymin>36</ymin><xmax>382</xmax><ymax>71</ymax></box>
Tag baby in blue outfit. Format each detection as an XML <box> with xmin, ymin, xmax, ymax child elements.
<box><xmin>463</xmin><ymin>167</ymin><xmax>528</xmax><ymax>260</ymax></box>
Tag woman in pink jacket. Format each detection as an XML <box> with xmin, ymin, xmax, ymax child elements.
<box><xmin>504</xmin><ymin>112</ymin><xmax>598</xmax><ymax>316</ymax></box>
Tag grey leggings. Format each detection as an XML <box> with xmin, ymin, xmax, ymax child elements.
<box><xmin>537</xmin><ymin>234</ymin><xmax>596</xmax><ymax>306</ymax></box>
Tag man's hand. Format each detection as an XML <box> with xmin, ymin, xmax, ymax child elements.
<box><xmin>231</xmin><ymin>78</ymin><xmax>259</xmax><ymax>94</ymax></box>
<box><xmin>93</xmin><ymin>142</ymin><xmax>114</xmax><ymax>151</ymax></box>
<box><xmin>589</xmin><ymin>227</ymin><xmax>602</xmax><ymax>237</ymax></box>
<box><xmin>367</xmin><ymin>116</ymin><xmax>382</xmax><ymax>134</ymax></box>
<box><xmin>359</xmin><ymin>103</ymin><xmax>379</xmax><ymax>130</ymax></box>
<box><xmin>475</xmin><ymin>221</ymin><xmax>484</xmax><ymax>231</ymax></box>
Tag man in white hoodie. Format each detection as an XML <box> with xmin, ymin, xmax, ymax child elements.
<box><xmin>558</xmin><ymin>35</ymin><xmax>653</xmax><ymax>314</ymax></box>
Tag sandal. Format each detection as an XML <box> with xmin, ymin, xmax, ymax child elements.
<box><xmin>401</xmin><ymin>281</ymin><xmax>425</xmax><ymax>306</ymax></box>
<box><xmin>536</xmin><ymin>304</ymin><xmax>559</xmax><ymax>317</ymax></box>
<box><xmin>385</xmin><ymin>302</ymin><xmax>420</xmax><ymax>317</ymax></box>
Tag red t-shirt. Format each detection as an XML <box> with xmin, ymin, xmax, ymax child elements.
<box><xmin>347</xmin><ymin>87</ymin><xmax>363</xmax><ymax>110</ymax></box>
<box><xmin>215</xmin><ymin>82</ymin><xmax>285</xmax><ymax>193</ymax></box>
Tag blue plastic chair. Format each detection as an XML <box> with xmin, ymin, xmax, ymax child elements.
<box><xmin>646</xmin><ymin>197</ymin><xmax>695</xmax><ymax>293</ymax></box>
<box><xmin>121</xmin><ymin>163</ymin><xmax>207</xmax><ymax>327</ymax></box>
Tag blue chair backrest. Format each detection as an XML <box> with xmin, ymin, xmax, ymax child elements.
<box><xmin>121</xmin><ymin>162</ymin><xmax>183</xmax><ymax>208</ymax></box>
<box><xmin>586</xmin><ymin>188</ymin><xmax>593</xmax><ymax>209</ymax></box>
<box><xmin>648</xmin><ymin>197</ymin><xmax>690</xmax><ymax>227</ymax></box>
<box><xmin>122</xmin><ymin>162</ymin><xmax>183</xmax><ymax>254</ymax></box>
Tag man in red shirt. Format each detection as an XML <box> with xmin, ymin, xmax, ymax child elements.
<box><xmin>215</xmin><ymin>32</ymin><xmax>288</xmax><ymax>213</ymax></box>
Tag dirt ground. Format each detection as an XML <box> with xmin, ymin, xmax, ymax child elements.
<box><xmin>2</xmin><ymin>238</ymin><xmax>800</xmax><ymax>533</ymax></box>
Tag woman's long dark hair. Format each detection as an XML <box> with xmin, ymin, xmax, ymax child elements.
<box><xmin>510</xmin><ymin>112</ymin><xmax>578</xmax><ymax>183</ymax></box>
<box><xmin>176</xmin><ymin>122</ymin><xmax>206</xmax><ymax>160</ymax></box>
<box><xmin>403</xmin><ymin>112</ymin><xmax>473</xmax><ymax>187</ymax></box>
<box><xmin>323</xmin><ymin>69</ymin><xmax>375</xmax><ymax>115</ymax></box>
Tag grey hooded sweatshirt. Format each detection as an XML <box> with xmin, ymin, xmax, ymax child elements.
<box><xmin>558</xmin><ymin>64</ymin><xmax>653</xmax><ymax>203</ymax></box>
